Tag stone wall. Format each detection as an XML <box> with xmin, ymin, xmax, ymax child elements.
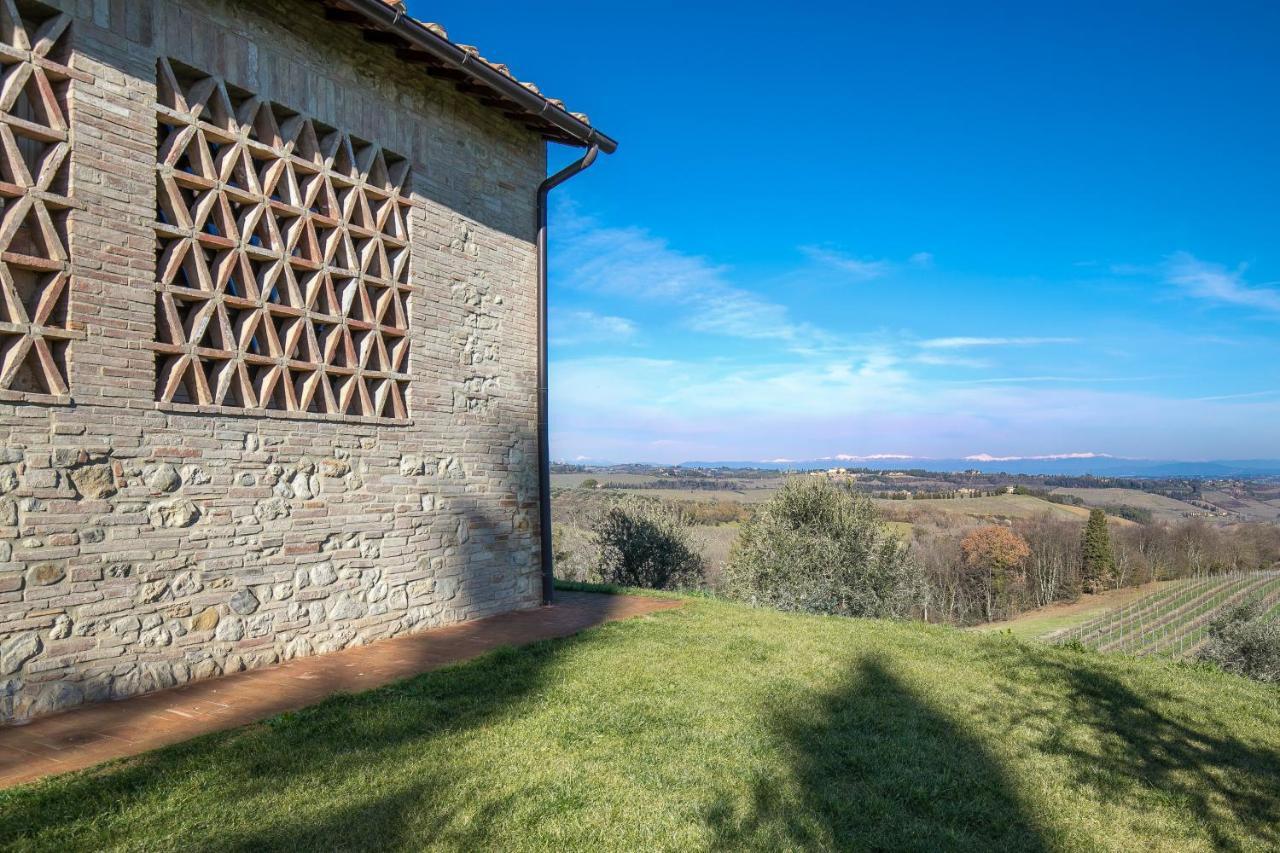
<box><xmin>0</xmin><ymin>0</ymin><xmax>546</xmax><ymax>723</ymax></box>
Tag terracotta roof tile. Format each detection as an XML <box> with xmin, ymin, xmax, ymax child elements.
<box><xmin>341</xmin><ymin>0</ymin><xmax>608</xmax><ymax>148</ymax></box>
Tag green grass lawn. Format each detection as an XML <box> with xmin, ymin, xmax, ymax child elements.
<box><xmin>985</xmin><ymin>607</ymin><xmax>1107</xmax><ymax>641</ymax></box>
<box><xmin>3</xmin><ymin>595</ymin><xmax>1279</xmax><ymax>851</ymax></box>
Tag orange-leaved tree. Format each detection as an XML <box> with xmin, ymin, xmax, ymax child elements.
<box><xmin>961</xmin><ymin>525</ymin><xmax>1032</xmax><ymax>621</ymax></box>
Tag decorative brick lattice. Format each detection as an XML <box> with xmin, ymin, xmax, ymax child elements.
<box><xmin>0</xmin><ymin>0</ymin><xmax>73</xmax><ymax>398</ymax></box>
<box><xmin>152</xmin><ymin>58</ymin><xmax>412</xmax><ymax>419</ymax></box>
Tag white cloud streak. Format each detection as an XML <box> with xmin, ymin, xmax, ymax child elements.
<box><xmin>799</xmin><ymin>246</ymin><xmax>892</xmax><ymax>280</ymax></box>
<box><xmin>1165</xmin><ymin>252</ymin><xmax>1280</xmax><ymax>313</ymax></box>
<box><xmin>557</xmin><ymin>210</ymin><xmax>819</xmax><ymax>343</ymax></box>
<box><xmin>1193</xmin><ymin>389</ymin><xmax>1280</xmax><ymax>402</ymax></box>
<box><xmin>960</xmin><ymin>375</ymin><xmax>1157</xmax><ymax>384</ymax></box>
<box><xmin>920</xmin><ymin>337</ymin><xmax>1078</xmax><ymax>349</ymax></box>
<box><xmin>550</xmin><ymin>309</ymin><xmax>637</xmax><ymax>346</ymax></box>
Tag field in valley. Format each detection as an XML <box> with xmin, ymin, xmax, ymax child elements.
<box><xmin>1051</xmin><ymin>487</ymin><xmax>1205</xmax><ymax>522</ymax></box>
<box><xmin>876</xmin><ymin>494</ymin><xmax>1095</xmax><ymax>524</ymax></box>
<box><xmin>551</xmin><ymin>472</ymin><xmax>661</xmax><ymax>489</ymax></box>
<box><xmin>551</xmin><ymin>474</ymin><xmax>781</xmax><ymax>503</ymax></box>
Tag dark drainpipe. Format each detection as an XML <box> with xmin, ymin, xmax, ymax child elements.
<box><xmin>537</xmin><ymin>144</ymin><xmax>599</xmax><ymax>605</ymax></box>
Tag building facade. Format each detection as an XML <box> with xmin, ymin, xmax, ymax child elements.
<box><xmin>0</xmin><ymin>0</ymin><xmax>603</xmax><ymax>723</ymax></box>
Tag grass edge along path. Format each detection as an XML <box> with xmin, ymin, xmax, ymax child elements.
<box><xmin>2</xmin><ymin>594</ymin><xmax>1278</xmax><ymax>851</ymax></box>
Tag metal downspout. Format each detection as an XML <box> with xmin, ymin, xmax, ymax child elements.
<box><xmin>537</xmin><ymin>145</ymin><xmax>600</xmax><ymax>605</ymax></box>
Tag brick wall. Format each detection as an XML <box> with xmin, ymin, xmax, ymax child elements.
<box><xmin>0</xmin><ymin>0</ymin><xmax>547</xmax><ymax>723</ymax></box>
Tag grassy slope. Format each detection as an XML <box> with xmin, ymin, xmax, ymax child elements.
<box><xmin>550</xmin><ymin>475</ymin><xmax>782</xmax><ymax>503</ymax></box>
<box><xmin>551</xmin><ymin>472</ymin><xmax>665</xmax><ymax>488</ymax></box>
<box><xmin>1051</xmin><ymin>487</ymin><xmax>1203</xmax><ymax>522</ymax></box>
<box><xmin>876</xmin><ymin>494</ymin><xmax>1095</xmax><ymax>522</ymax></box>
<box><xmin>4</xmin><ymin>598</ymin><xmax>1279</xmax><ymax>852</ymax></box>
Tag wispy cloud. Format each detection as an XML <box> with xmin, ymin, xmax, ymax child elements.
<box><xmin>551</xmin><ymin>353</ymin><xmax>1280</xmax><ymax>462</ymax></box>
<box><xmin>1193</xmin><ymin>389</ymin><xmax>1280</xmax><ymax>402</ymax></box>
<box><xmin>557</xmin><ymin>208</ymin><xmax>818</xmax><ymax>342</ymax></box>
<box><xmin>912</xmin><ymin>352</ymin><xmax>991</xmax><ymax>368</ymax></box>
<box><xmin>919</xmin><ymin>336</ymin><xmax>1078</xmax><ymax>349</ymax></box>
<box><xmin>551</xmin><ymin>309</ymin><xmax>637</xmax><ymax>346</ymax></box>
<box><xmin>800</xmin><ymin>246</ymin><xmax>892</xmax><ymax>280</ymax></box>
<box><xmin>1165</xmin><ymin>252</ymin><xmax>1280</xmax><ymax>313</ymax></box>
<box><xmin>960</xmin><ymin>375</ymin><xmax>1156</xmax><ymax>384</ymax></box>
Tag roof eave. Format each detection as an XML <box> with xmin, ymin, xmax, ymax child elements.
<box><xmin>320</xmin><ymin>0</ymin><xmax>618</xmax><ymax>154</ymax></box>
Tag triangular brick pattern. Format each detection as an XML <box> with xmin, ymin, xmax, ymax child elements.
<box><xmin>0</xmin><ymin>0</ymin><xmax>73</xmax><ymax>398</ymax></box>
<box><xmin>151</xmin><ymin>58</ymin><xmax>413</xmax><ymax>419</ymax></box>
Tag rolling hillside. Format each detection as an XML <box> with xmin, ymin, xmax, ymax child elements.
<box><xmin>1201</xmin><ymin>488</ymin><xmax>1280</xmax><ymax>522</ymax></box>
<box><xmin>1050</xmin><ymin>487</ymin><xmax>1206</xmax><ymax>523</ymax></box>
<box><xmin>878</xmin><ymin>493</ymin><xmax>1096</xmax><ymax>523</ymax></box>
<box><xmin>1047</xmin><ymin>571</ymin><xmax>1280</xmax><ymax>657</ymax></box>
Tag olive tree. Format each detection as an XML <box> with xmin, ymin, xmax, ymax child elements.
<box><xmin>591</xmin><ymin>497</ymin><xmax>704</xmax><ymax>590</ymax></box>
<box><xmin>1198</xmin><ymin>600</ymin><xmax>1280</xmax><ymax>683</ymax></box>
<box><xmin>723</xmin><ymin>477</ymin><xmax>925</xmax><ymax>618</ymax></box>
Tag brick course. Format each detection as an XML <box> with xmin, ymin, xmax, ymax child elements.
<box><xmin>0</xmin><ymin>0</ymin><xmax>546</xmax><ymax>724</ymax></box>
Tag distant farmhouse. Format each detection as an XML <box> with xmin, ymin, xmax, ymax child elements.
<box><xmin>0</xmin><ymin>0</ymin><xmax>613</xmax><ymax>723</ymax></box>
<box><xmin>809</xmin><ymin>467</ymin><xmax>858</xmax><ymax>481</ymax></box>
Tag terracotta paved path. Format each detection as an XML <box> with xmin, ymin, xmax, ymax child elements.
<box><xmin>0</xmin><ymin>591</ymin><xmax>681</xmax><ymax>789</ymax></box>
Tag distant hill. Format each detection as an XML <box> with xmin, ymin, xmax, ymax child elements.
<box><xmin>677</xmin><ymin>456</ymin><xmax>1280</xmax><ymax>477</ymax></box>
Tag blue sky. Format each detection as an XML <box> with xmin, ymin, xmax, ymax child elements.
<box><xmin>417</xmin><ymin>1</ymin><xmax>1280</xmax><ymax>463</ymax></box>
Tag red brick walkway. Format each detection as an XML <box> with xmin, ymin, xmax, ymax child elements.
<box><xmin>0</xmin><ymin>591</ymin><xmax>681</xmax><ymax>789</ymax></box>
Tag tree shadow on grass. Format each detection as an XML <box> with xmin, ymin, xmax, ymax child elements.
<box><xmin>215</xmin><ymin>782</ymin><xmax>522</xmax><ymax>852</ymax></box>
<box><xmin>0</xmin><ymin>638</ymin><xmax>572</xmax><ymax>851</ymax></box>
<box><xmin>1016</xmin><ymin>653</ymin><xmax>1280</xmax><ymax>850</ymax></box>
<box><xmin>707</xmin><ymin>656</ymin><xmax>1051</xmax><ymax>852</ymax></box>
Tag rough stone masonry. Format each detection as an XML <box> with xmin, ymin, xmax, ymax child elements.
<box><xmin>0</xmin><ymin>0</ymin><xmax>548</xmax><ymax>723</ymax></box>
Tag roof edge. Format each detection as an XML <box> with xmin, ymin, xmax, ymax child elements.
<box><xmin>329</xmin><ymin>0</ymin><xmax>618</xmax><ymax>154</ymax></box>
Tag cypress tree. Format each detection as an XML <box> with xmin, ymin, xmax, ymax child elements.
<box><xmin>1080</xmin><ymin>508</ymin><xmax>1116</xmax><ymax>594</ymax></box>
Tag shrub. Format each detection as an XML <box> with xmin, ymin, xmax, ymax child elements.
<box><xmin>723</xmin><ymin>477</ymin><xmax>925</xmax><ymax>618</ymax></box>
<box><xmin>1101</xmin><ymin>504</ymin><xmax>1154</xmax><ymax>525</ymax></box>
<box><xmin>552</xmin><ymin>522</ymin><xmax>597</xmax><ymax>583</ymax></box>
<box><xmin>579</xmin><ymin>478</ymin><xmax>599</xmax><ymax>490</ymax></box>
<box><xmin>1197</xmin><ymin>600</ymin><xmax>1280</xmax><ymax>683</ymax></box>
<box><xmin>591</xmin><ymin>497</ymin><xmax>704</xmax><ymax>590</ymax></box>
